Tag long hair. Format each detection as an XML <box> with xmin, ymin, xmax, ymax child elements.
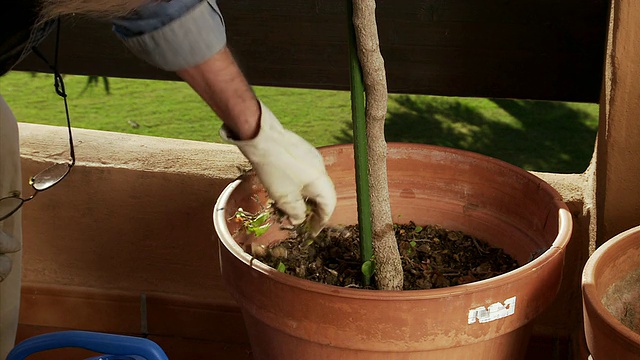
<box><xmin>38</xmin><ymin>0</ymin><xmax>152</xmax><ymax>21</ymax></box>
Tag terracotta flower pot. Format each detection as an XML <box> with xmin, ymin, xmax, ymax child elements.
<box><xmin>582</xmin><ymin>225</ymin><xmax>640</xmax><ymax>359</ymax></box>
<box><xmin>214</xmin><ymin>143</ymin><xmax>572</xmax><ymax>359</ymax></box>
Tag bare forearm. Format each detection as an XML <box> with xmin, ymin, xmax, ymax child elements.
<box><xmin>176</xmin><ymin>47</ymin><xmax>260</xmax><ymax>140</ymax></box>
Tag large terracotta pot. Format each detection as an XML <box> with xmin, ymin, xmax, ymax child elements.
<box><xmin>214</xmin><ymin>143</ymin><xmax>572</xmax><ymax>359</ymax></box>
<box><xmin>582</xmin><ymin>225</ymin><xmax>640</xmax><ymax>360</ymax></box>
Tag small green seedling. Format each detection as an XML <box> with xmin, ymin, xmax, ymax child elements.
<box><xmin>232</xmin><ymin>197</ymin><xmax>320</xmax><ymax>238</ymax></box>
<box><xmin>405</xmin><ymin>240</ymin><xmax>418</xmax><ymax>255</ymax></box>
<box><xmin>277</xmin><ymin>262</ymin><xmax>287</xmax><ymax>273</ymax></box>
<box><xmin>233</xmin><ymin>207</ymin><xmax>273</xmax><ymax>237</ymax></box>
<box><xmin>361</xmin><ymin>258</ymin><xmax>375</xmax><ymax>279</ymax></box>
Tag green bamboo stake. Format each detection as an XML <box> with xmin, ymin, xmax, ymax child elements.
<box><xmin>347</xmin><ymin>0</ymin><xmax>374</xmax><ymax>286</ymax></box>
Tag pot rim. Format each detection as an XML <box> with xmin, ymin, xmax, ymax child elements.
<box><xmin>214</xmin><ymin>144</ymin><xmax>573</xmax><ymax>300</ymax></box>
<box><xmin>582</xmin><ymin>225</ymin><xmax>640</xmax><ymax>345</ymax></box>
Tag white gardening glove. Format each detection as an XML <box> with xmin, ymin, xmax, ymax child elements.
<box><xmin>221</xmin><ymin>101</ymin><xmax>336</xmax><ymax>236</ymax></box>
<box><xmin>0</xmin><ymin>229</ymin><xmax>20</xmax><ymax>282</ymax></box>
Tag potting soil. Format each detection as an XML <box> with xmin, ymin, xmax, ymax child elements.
<box><xmin>253</xmin><ymin>222</ymin><xmax>520</xmax><ymax>290</ymax></box>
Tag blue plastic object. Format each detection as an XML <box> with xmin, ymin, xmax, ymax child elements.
<box><xmin>6</xmin><ymin>331</ymin><xmax>169</xmax><ymax>360</ymax></box>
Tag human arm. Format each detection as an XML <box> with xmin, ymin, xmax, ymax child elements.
<box><xmin>175</xmin><ymin>46</ymin><xmax>260</xmax><ymax>141</ymax></box>
<box><xmin>112</xmin><ymin>0</ymin><xmax>336</xmax><ymax>232</ymax></box>
<box><xmin>177</xmin><ymin>47</ymin><xmax>335</xmax><ymax>232</ymax></box>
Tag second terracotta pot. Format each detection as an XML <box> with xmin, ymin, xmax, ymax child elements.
<box><xmin>214</xmin><ymin>143</ymin><xmax>572</xmax><ymax>359</ymax></box>
<box><xmin>582</xmin><ymin>225</ymin><xmax>640</xmax><ymax>359</ymax></box>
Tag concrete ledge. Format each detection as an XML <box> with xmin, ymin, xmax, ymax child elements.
<box><xmin>17</xmin><ymin>123</ymin><xmax>593</xmax><ymax>357</ymax></box>
<box><xmin>19</xmin><ymin>123</ymin><xmax>248</xmax><ymax>301</ymax></box>
<box><xmin>19</xmin><ymin>122</ymin><xmax>250</xmax><ymax>175</ymax></box>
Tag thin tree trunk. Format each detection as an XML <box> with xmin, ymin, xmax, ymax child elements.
<box><xmin>352</xmin><ymin>0</ymin><xmax>403</xmax><ymax>290</ymax></box>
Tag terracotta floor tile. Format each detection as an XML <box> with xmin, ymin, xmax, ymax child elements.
<box><xmin>147</xmin><ymin>335</ymin><xmax>253</xmax><ymax>360</ymax></box>
<box><xmin>20</xmin><ymin>282</ymin><xmax>142</xmax><ymax>334</ymax></box>
<box><xmin>525</xmin><ymin>334</ymin><xmax>572</xmax><ymax>359</ymax></box>
<box><xmin>15</xmin><ymin>325</ymin><xmax>577</xmax><ymax>360</ymax></box>
<box><xmin>145</xmin><ymin>292</ymin><xmax>249</xmax><ymax>343</ymax></box>
<box><xmin>17</xmin><ymin>286</ymin><xmax>576</xmax><ymax>359</ymax></box>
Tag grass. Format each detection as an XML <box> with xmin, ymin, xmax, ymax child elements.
<box><xmin>1</xmin><ymin>71</ymin><xmax>599</xmax><ymax>173</ymax></box>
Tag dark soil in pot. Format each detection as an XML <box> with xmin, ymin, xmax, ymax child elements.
<box><xmin>251</xmin><ymin>221</ymin><xmax>520</xmax><ymax>290</ymax></box>
<box><xmin>602</xmin><ymin>267</ymin><xmax>640</xmax><ymax>334</ymax></box>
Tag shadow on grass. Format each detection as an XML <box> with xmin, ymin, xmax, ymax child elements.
<box><xmin>335</xmin><ymin>96</ymin><xmax>598</xmax><ymax>173</ymax></box>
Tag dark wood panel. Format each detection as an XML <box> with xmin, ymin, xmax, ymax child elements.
<box><xmin>14</xmin><ymin>0</ymin><xmax>608</xmax><ymax>102</ymax></box>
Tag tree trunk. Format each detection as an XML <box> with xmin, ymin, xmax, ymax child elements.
<box><xmin>352</xmin><ymin>0</ymin><xmax>403</xmax><ymax>290</ymax></box>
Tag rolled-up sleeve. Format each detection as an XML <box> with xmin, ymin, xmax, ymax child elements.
<box><xmin>112</xmin><ymin>0</ymin><xmax>226</xmax><ymax>72</ymax></box>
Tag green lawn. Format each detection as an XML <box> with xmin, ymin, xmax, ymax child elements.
<box><xmin>1</xmin><ymin>71</ymin><xmax>598</xmax><ymax>173</ymax></box>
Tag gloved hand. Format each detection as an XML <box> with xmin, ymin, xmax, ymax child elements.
<box><xmin>221</xmin><ymin>101</ymin><xmax>336</xmax><ymax>236</ymax></box>
<box><xmin>0</xmin><ymin>229</ymin><xmax>20</xmax><ymax>282</ymax></box>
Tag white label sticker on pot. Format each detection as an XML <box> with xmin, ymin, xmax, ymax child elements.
<box><xmin>467</xmin><ymin>296</ymin><xmax>516</xmax><ymax>324</ymax></box>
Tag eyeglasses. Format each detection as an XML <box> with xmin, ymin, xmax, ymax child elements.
<box><xmin>0</xmin><ymin>19</ymin><xmax>74</xmax><ymax>221</ymax></box>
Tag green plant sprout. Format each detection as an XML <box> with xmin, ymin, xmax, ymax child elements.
<box><xmin>232</xmin><ymin>207</ymin><xmax>273</xmax><ymax>237</ymax></box>
<box><xmin>232</xmin><ymin>200</ymin><xmax>317</xmax><ymax>238</ymax></box>
<box><xmin>361</xmin><ymin>257</ymin><xmax>375</xmax><ymax>278</ymax></box>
